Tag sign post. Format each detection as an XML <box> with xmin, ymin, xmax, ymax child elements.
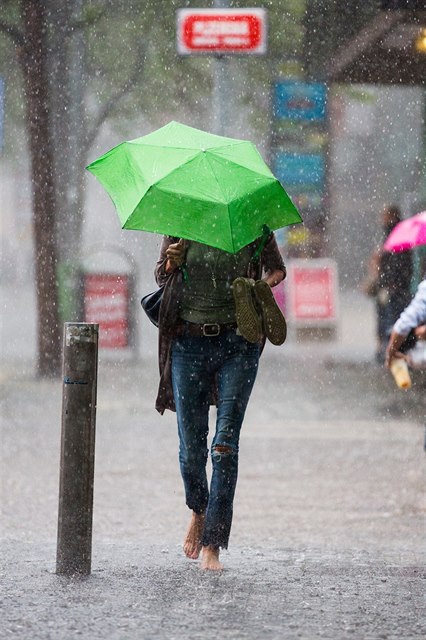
<box><xmin>176</xmin><ymin>5</ymin><xmax>267</xmax><ymax>135</ymax></box>
<box><xmin>0</xmin><ymin>77</ymin><xmax>4</xmax><ymax>153</ymax></box>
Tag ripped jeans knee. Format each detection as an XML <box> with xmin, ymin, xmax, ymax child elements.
<box><xmin>211</xmin><ymin>442</ymin><xmax>238</xmax><ymax>458</ymax></box>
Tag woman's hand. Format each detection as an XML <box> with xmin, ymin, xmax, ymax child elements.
<box><xmin>414</xmin><ymin>324</ymin><xmax>426</xmax><ymax>340</ymax></box>
<box><xmin>165</xmin><ymin>239</ymin><xmax>186</xmax><ymax>273</ymax></box>
<box><xmin>263</xmin><ymin>269</ymin><xmax>285</xmax><ymax>287</ymax></box>
<box><xmin>385</xmin><ymin>330</ymin><xmax>406</xmax><ymax>368</ymax></box>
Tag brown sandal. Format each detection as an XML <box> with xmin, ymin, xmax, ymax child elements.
<box><xmin>253</xmin><ymin>280</ymin><xmax>287</xmax><ymax>345</ymax></box>
<box><xmin>232</xmin><ymin>277</ymin><xmax>262</xmax><ymax>343</ymax></box>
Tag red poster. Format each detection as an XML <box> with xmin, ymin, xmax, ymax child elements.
<box><xmin>272</xmin><ymin>279</ymin><xmax>286</xmax><ymax>315</ymax></box>
<box><xmin>287</xmin><ymin>260</ymin><xmax>338</xmax><ymax>325</ymax></box>
<box><xmin>84</xmin><ymin>274</ymin><xmax>130</xmax><ymax>348</ymax></box>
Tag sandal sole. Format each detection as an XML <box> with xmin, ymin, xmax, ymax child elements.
<box><xmin>232</xmin><ymin>278</ymin><xmax>262</xmax><ymax>343</ymax></box>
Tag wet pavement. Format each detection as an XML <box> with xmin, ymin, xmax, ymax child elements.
<box><xmin>2</xmin><ymin>540</ymin><xmax>424</xmax><ymax>640</ymax></box>
<box><xmin>1</xmin><ymin>337</ymin><xmax>425</xmax><ymax>639</ymax></box>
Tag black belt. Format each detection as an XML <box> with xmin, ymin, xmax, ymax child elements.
<box><xmin>175</xmin><ymin>321</ymin><xmax>237</xmax><ymax>337</ymax></box>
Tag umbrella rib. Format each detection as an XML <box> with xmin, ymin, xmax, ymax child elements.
<box><xmin>147</xmin><ymin>151</ymin><xmax>229</xmax><ymax>204</ymax></box>
<box><xmin>130</xmin><ymin>140</ymin><xmax>273</xmax><ymax>183</ymax></box>
<box><xmin>204</xmin><ymin>151</ymin><xmax>278</xmax><ymax>198</ymax></box>
<box><xmin>203</xmin><ymin>150</ymin><xmax>284</xmax><ymax>253</ymax></box>
<box><xmin>209</xmin><ymin>146</ymin><xmax>277</xmax><ymax>182</ymax></box>
<box><xmin>148</xmin><ymin>149</ymin><xmax>204</xmax><ymax>188</ymax></box>
<box><xmin>203</xmin><ymin>152</ymin><xmax>236</xmax><ymax>252</ymax></box>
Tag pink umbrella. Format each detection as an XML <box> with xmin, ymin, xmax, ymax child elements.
<box><xmin>383</xmin><ymin>211</ymin><xmax>426</xmax><ymax>253</ymax></box>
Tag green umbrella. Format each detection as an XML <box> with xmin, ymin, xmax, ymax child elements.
<box><xmin>86</xmin><ymin>121</ymin><xmax>302</xmax><ymax>254</ymax></box>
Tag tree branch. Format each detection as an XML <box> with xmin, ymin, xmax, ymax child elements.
<box><xmin>85</xmin><ymin>40</ymin><xmax>147</xmax><ymax>149</ymax></box>
<box><xmin>0</xmin><ymin>19</ymin><xmax>25</xmax><ymax>47</ymax></box>
<box><xmin>70</xmin><ymin>6</ymin><xmax>106</xmax><ymax>32</ymax></box>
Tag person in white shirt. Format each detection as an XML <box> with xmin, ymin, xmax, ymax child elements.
<box><xmin>385</xmin><ymin>279</ymin><xmax>426</xmax><ymax>367</ymax></box>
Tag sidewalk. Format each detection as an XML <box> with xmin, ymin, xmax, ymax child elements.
<box><xmin>1</xmin><ymin>284</ymin><xmax>425</xmax><ymax>639</ymax></box>
<box><xmin>269</xmin><ymin>288</ymin><xmax>377</xmax><ymax>363</ymax></box>
<box><xmin>1</xmin><ymin>355</ymin><xmax>424</xmax><ymax>639</ymax></box>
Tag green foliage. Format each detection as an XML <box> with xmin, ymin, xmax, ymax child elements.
<box><xmin>0</xmin><ymin>0</ymin><xmax>26</xmax><ymax>155</ymax></box>
<box><xmin>81</xmin><ymin>0</ymin><xmax>207</xmax><ymax>131</ymax></box>
<box><xmin>0</xmin><ymin>0</ymin><xmax>307</xmax><ymax>147</ymax></box>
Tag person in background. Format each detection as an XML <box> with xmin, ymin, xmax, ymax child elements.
<box><xmin>385</xmin><ymin>278</ymin><xmax>426</xmax><ymax>367</ymax></box>
<box><xmin>385</xmin><ymin>277</ymin><xmax>426</xmax><ymax>451</ymax></box>
<box><xmin>364</xmin><ymin>205</ymin><xmax>412</xmax><ymax>363</ymax></box>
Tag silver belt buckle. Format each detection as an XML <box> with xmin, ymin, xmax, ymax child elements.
<box><xmin>202</xmin><ymin>323</ymin><xmax>220</xmax><ymax>337</ymax></box>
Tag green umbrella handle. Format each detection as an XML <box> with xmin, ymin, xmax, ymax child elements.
<box><xmin>252</xmin><ymin>225</ymin><xmax>271</xmax><ymax>264</ymax></box>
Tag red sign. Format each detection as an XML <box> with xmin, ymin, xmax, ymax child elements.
<box><xmin>84</xmin><ymin>274</ymin><xmax>130</xmax><ymax>348</ymax></box>
<box><xmin>272</xmin><ymin>279</ymin><xmax>286</xmax><ymax>315</ymax></box>
<box><xmin>177</xmin><ymin>8</ymin><xmax>267</xmax><ymax>55</ymax></box>
<box><xmin>287</xmin><ymin>259</ymin><xmax>338</xmax><ymax>325</ymax></box>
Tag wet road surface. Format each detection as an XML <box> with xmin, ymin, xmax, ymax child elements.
<box><xmin>1</xmin><ymin>348</ymin><xmax>425</xmax><ymax>639</ymax></box>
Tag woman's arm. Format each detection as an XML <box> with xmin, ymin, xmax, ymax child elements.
<box><xmin>261</xmin><ymin>233</ymin><xmax>286</xmax><ymax>287</ymax></box>
<box><xmin>155</xmin><ymin>236</ymin><xmax>174</xmax><ymax>286</ymax></box>
<box><xmin>155</xmin><ymin>236</ymin><xmax>186</xmax><ymax>286</ymax></box>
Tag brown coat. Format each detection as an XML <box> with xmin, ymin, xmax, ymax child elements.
<box><xmin>154</xmin><ymin>234</ymin><xmax>286</xmax><ymax>414</ymax></box>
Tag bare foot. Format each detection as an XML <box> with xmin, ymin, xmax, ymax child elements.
<box><xmin>183</xmin><ymin>512</ymin><xmax>205</xmax><ymax>559</ymax></box>
<box><xmin>200</xmin><ymin>545</ymin><xmax>223</xmax><ymax>571</ymax></box>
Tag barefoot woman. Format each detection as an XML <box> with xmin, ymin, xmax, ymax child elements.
<box><xmin>154</xmin><ymin>233</ymin><xmax>285</xmax><ymax>570</ymax></box>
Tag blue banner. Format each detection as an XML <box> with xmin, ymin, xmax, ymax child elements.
<box><xmin>274</xmin><ymin>81</ymin><xmax>327</xmax><ymax>122</ymax></box>
<box><xmin>274</xmin><ymin>152</ymin><xmax>325</xmax><ymax>189</ymax></box>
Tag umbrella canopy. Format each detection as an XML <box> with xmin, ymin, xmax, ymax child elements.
<box><xmin>86</xmin><ymin>121</ymin><xmax>302</xmax><ymax>253</ymax></box>
<box><xmin>383</xmin><ymin>211</ymin><xmax>426</xmax><ymax>253</ymax></box>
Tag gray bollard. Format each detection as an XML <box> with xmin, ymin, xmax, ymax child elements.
<box><xmin>56</xmin><ymin>323</ymin><xmax>99</xmax><ymax>576</ymax></box>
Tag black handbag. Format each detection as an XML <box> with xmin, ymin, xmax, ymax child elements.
<box><xmin>140</xmin><ymin>286</ymin><xmax>164</xmax><ymax>327</ymax></box>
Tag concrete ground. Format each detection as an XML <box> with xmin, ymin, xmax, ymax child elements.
<box><xmin>1</xmin><ymin>285</ymin><xmax>425</xmax><ymax>639</ymax></box>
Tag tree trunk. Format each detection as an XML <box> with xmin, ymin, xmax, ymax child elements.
<box><xmin>20</xmin><ymin>0</ymin><xmax>61</xmax><ymax>376</ymax></box>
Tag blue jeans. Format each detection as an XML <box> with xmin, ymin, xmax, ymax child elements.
<box><xmin>171</xmin><ymin>329</ymin><xmax>260</xmax><ymax>549</ymax></box>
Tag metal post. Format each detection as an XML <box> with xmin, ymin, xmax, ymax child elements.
<box><xmin>212</xmin><ymin>55</ymin><xmax>232</xmax><ymax>136</ymax></box>
<box><xmin>212</xmin><ymin>0</ymin><xmax>232</xmax><ymax>136</ymax></box>
<box><xmin>56</xmin><ymin>323</ymin><xmax>98</xmax><ymax>575</ymax></box>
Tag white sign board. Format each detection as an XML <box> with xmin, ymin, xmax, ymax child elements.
<box><xmin>286</xmin><ymin>259</ymin><xmax>339</xmax><ymax>327</ymax></box>
<box><xmin>177</xmin><ymin>8</ymin><xmax>267</xmax><ymax>55</ymax></box>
